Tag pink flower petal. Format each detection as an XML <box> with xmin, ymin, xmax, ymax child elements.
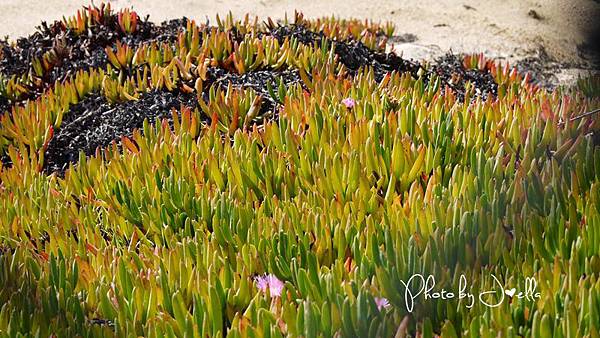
<box><xmin>342</xmin><ymin>97</ymin><xmax>356</xmax><ymax>109</ymax></box>
<box><xmin>267</xmin><ymin>275</ymin><xmax>284</xmax><ymax>297</ymax></box>
<box><xmin>255</xmin><ymin>274</ymin><xmax>284</xmax><ymax>297</ymax></box>
<box><xmin>374</xmin><ymin>297</ymin><xmax>390</xmax><ymax>311</ymax></box>
<box><xmin>254</xmin><ymin>275</ymin><xmax>268</xmax><ymax>292</ymax></box>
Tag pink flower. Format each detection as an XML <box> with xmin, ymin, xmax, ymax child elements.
<box><xmin>255</xmin><ymin>275</ymin><xmax>269</xmax><ymax>292</ymax></box>
<box><xmin>374</xmin><ymin>297</ymin><xmax>390</xmax><ymax>311</ymax></box>
<box><xmin>342</xmin><ymin>97</ymin><xmax>356</xmax><ymax>109</ymax></box>
<box><xmin>255</xmin><ymin>274</ymin><xmax>284</xmax><ymax>297</ymax></box>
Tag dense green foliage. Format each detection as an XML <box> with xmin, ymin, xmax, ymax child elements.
<box><xmin>0</xmin><ymin>4</ymin><xmax>599</xmax><ymax>337</ymax></box>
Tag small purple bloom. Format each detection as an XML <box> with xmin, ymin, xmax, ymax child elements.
<box><xmin>267</xmin><ymin>275</ymin><xmax>284</xmax><ymax>297</ymax></box>
<box><xmin>255</xmin><ymin>275</ymin><xmax>269</xmax><ymax>292</ymax></box>
<box><xmin>342</xmin><ymin>97</ymin><xmax>356</xmax><ymax>109</ymax></box>
<box><xmin>374</xmin><ymin>297</ymin><xmax>390</xmax><ymax>311</ymax></box>
<box><xmin>255</xmin><ymin>274</ymin><xmax>284</xmax><ymax>297</ymax></box>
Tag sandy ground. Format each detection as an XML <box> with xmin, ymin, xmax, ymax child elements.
<box><xmin>1</xmin><ymin>0</ymin><xmax>599</xmax><ymax>85</ymax></box>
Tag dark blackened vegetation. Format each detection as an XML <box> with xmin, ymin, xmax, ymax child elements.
<box><xmin>209</xmin><ymin>67</ymin><xmax>303</xmax><ymax>115</ymax></box>
<box><xmin>269</xmin><ymin>24</ymin><xmax>420</xmax><ymax>81</ymax></box>
<box><xmin>0</xmin><ymin>13</ymin><xmax>187</xmax><ymax>105</ymax></box>
<box><xmin>88</xmin><ymin>318</ymin><xmax>114</xmax><ymax>328</ymax></box>
<box><xmin>0</xmin><ymin>21</ymin><xmax>65</xmax><ymax>77</ymax></box>
<box><xmin>269</xmin><ymin>24</ymin><xmax>323</xmax><ymax>45</ymax></box>
<box><xmin>0</xmin><ymin>95</ymin><xmax>8</xmax><ymax>117</ymax></box>
<box><xmin>431</xmin><ymin>54</ymin><xmax>497</xmax><ymax>100</ymax></box>
<box><xmin>0</xmin><ymin>152</ymin><xmax>9</xmax><ymax>168</ymax></box>
<box><xmin>334</xmin><ymin>39</ymin><xmax>413</xmax><ymax>79</ymax></box>
<box><xmin>0</xmin><ymin>17</ymin><xmax>184</xmax><ymax>79</ymax></box>
<box><xmin>43</xmin><ymin>90</ymin><xmax>197</xmax><ymax>174</ymax></box>
<box><xmin>268</xmin><ymin>23</ymin><xmax>497</xmax><ymax>97</ymax></box>
<box><xmin>42</xmin><ymin>68</ymin><xmax>303</xmax><ymax>173</ymax></box>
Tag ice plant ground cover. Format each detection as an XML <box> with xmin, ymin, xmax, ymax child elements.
<box><xmin>0</xmin><ymin>3</ymin><xmax>599</xmax><ymax>337</ymax></box>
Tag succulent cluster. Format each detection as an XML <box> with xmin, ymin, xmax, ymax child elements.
<box><xmin>0</xmin><ymin>3</ymin><xmax>599</xmax><ymax>337</ymax></box>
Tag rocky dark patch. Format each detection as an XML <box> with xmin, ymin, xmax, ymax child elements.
<box><xmin>43</xmin><ymin>90</ymin><xmax>197</xmax><ymax>174</ymax></box>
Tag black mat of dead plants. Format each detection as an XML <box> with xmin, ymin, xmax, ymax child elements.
<box><xmin>0</xmin><ymin>17</ymin><xmax>184</xmax><ymax>101</ymax></box>
<box><xmin>43</xmin><ymin>68</ymin><xmax>302</xmax><ymax>173</ymax></box>
<box><xmin>43</xmin><ymin>90</ymin><xmax>197</xmax><ymax>173</ymax></box>
<box><xmin>0</xmin><ymin>13</ymin><xmax>501</xmax><ymax>174</ymax></box>
<box><xmin>270</xmin><ymin>24</ymin><xmax>416</xmax><ymax>80</ymax></box>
